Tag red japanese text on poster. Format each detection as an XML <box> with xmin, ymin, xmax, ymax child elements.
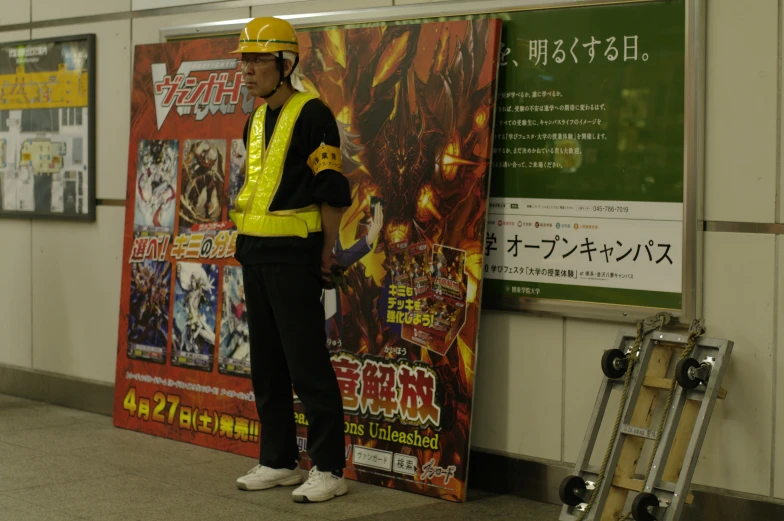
<box><xmin>113</xmin><ymin>18</ymin><xmax>502</xmax><ymax>502</ymax></box>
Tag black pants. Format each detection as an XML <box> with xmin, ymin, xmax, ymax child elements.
<box><xmin>242</xmin><ymin>262</ymin><xmax>346</xmax><ymax>471</ymax></box>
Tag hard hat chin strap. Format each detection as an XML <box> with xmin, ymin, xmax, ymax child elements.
<box><xmin>260</xmin><ymin>51</ymin><xmax>300</xmax><ymax>99</ymax></box>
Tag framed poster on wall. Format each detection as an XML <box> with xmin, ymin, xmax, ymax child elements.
<box><xmin>0</xmin><ymin>34</ymin><xmax>96</xmax><ymax>222</ymax></box>
<box><xmin>480</xmin><ymin>0</ymin><xmax>701</xmax><ymax>324</ymax></box>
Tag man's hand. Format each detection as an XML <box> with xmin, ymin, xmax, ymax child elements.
<box><xmin>321</xmin><ymin>251</ymin><xmax>337</xmax><ymax>285</ymax></box>
<box><xmin>320</xmin><ymin>203</ymin><xmax>346</xmax><ymax>287</ymax></box>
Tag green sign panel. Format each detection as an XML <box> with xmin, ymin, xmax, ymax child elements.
<box><xmin>491</xmin><ymin>2</ymin><xmax>685</xmax><ymax>203</ymax></box>
<box><xmin>480</xmin><ymin>0</ymin><xmax>688</xmax><ymax>314</ymax></box>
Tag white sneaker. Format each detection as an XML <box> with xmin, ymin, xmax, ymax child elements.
<box><xmin>236</xmin><ymin>464</ymin><xmax>303</xmax><ymax>491</ymax></box>
<box><xmin>291</xmin><ymin>466</ymin><xmax>348</xmax><ymax>503</ymax></box>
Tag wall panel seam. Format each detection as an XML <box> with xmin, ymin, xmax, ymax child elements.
<box><xmin>773</xmin><ymin>0</ymin><xmax>782</xmax><ymax>499</ymax></box>
<box><xmin>29</xmin><ymin>221</ymin><xmax>33</xmax><ymax>370</ymax></box>
<box><xmin>774</xmin><ymin>229</ymin><xmax>781</xmax><ymax>498</ymax></box>
<box><xmin>560</xmin><ymin>317</ymin><xmax>566</xmax><ymax>463</ymax></box>
<box><xmin>773</xmin><ymin>0</ymin><xmax>784</xmax><ymax>223</ymax></box>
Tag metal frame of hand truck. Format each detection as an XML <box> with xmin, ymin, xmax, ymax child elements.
<box><xmin>559</xmin><ymin>326</ymin><xmax>732</xmax><ymax>521</ymax></box>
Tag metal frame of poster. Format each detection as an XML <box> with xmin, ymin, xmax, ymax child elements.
<box><xmin>114</xmin><ymin>17</ymin><xmax>503</xmax><ymax>502</ymax></box>
<box><xmin>165</xmin><ymin>0</ymin><xmax>705</xmax><ymax>325</ymax></box>
<box><xmin>0</xmin><ymin>34</ymin><xmax>97</xmax><ymax>222</ymax></box>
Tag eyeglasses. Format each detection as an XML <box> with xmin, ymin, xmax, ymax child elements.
<box><xmin>240</xmin><ymin>55</ymin><xmax>277</xmax><ymax>67</ymax></box>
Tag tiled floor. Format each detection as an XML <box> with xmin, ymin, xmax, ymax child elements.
<box><xmin>0</xmin><ymin>394</ymin><xmax>560</xmax><ymax>521</ymax></box>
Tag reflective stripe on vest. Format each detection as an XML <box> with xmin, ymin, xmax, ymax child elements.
<box><xmin>229</xmin><ymin>91</ymin><xmax>321</xmax><ymax>238</ymax></box>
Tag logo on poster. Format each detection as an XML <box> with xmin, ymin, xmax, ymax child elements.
<box><xmin>151</xmin><ymin>59</ymin><xmax>254</xmax><ymax>130</ymax></box>
<box><xmin>420</xmin><ymin>458</ymin><xmax>457</xmax><ymax>485</ymax></box>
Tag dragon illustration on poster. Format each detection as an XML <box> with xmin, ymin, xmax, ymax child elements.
<box><xmin>296</xmin><ymin>19</ymin><xmax>497</xmax><ymax>499</ymax></box>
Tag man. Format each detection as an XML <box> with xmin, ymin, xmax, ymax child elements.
<box><xmin>228</xmin><ymin>16</ymin><xmax>351</xmax><ymax>503</ymax></box>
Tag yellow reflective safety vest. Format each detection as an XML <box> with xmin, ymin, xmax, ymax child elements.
<box><xmin>229</xmin><ymin>91</ymin><xmax>322</xmax><ymax>238</ymax></box>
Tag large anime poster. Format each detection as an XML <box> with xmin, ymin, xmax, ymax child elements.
<box><xmin>113</xmin><ymin>19</ymin><xmax>501</xmax><ymax>503</ymax></box>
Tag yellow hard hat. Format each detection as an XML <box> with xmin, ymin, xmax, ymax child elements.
<box><xmin>232</xmin><ymin>17</ymin><xmax>299</xmax><ymax>55</ymax></box>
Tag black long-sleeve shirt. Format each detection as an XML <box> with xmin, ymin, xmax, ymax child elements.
<box><xmin>233</xmin><ymin>97</ymin><xmax>352</xmax><ymax>266</ymax></box>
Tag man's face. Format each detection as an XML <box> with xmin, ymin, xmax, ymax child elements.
<box><xmin>241</xmin><ymin>53</ymin><xmax>290</xmax><ymax>98</ymax></box>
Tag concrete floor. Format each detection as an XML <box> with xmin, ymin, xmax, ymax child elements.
<box><xmin>0</xmin><ymin>394</ymin><xmax>560</xmax><ymax>521</ymax></box>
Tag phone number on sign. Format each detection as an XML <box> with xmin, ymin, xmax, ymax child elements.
<box><xmin>592</xmin><ymin>206</ymin><xmax>629</xmax><ymax>213</ymax></box>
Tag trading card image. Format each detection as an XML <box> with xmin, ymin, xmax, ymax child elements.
<box><xmin>218</xmin><ymin>265</ymin><xmax>251</xmax><ymax>377</ymax></box>
<box><xmin>407</xmin><ymin>242</ymin><xmax>430</xmax><ymax>296</ymax></box>
<box><xmin>127</xmin><ymin>259</ymin><xmax>172</xmax><ymax>364</ymax></box>
<box><xmin>401</xmin><ymin>294</ymin><xmax>466</xmax><ymax>356</ymax></box>
<box><xmin>430</xmin><ymin>297</ymin><xmax>464</xmax><ymax>333</ymax></box>
<box><xmin>388</xmin><ymin>242</ymin><xmax>410</xmax><ymax>287</ymax></box>
<box><xmin>172</xmin><ymin>261</ymin><xmax>219</xmax><ymax>372</ymax></box>
<box><xmin>179</xmin><ymin>140</ymin><xmax>226</xmax><ymax>232</ymax></box>
<box><xmin>135</xmin><ymin>140</ymin><xmax>178</xmax><ymax>232</ymax></box>
<box><xmin>418</xmin><ymin>297</ymin><xmax>451</xmax><ymax>333</ymax></box>
<box><xmin>430</xmin><ymin>244</ymin><xmax>467</xmax><ymax>301</ymax></box>
<box><xmin>227</xmin><ymin>139</ymin><xmax>246</xmax><ymax>212</ymax></box>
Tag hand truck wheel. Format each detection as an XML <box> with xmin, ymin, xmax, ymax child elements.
<box><xmin>676</xmin><ymin>357</ymin><xmax>703</xmax><ymax>389</ymax></box>
<box><xmin>601</xmin><ymin>349</ymin><xmax>628</xmax><ymax>379</ymax></box>
<box><xmin>558</xmin><ymin>475</ymin><xmax>587</xmax><ymax>507</ymax></box>
<box><xmin>631</xmin><ymin>492</ymin><xmax>659</xmax><ymax>521</ymax></box>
